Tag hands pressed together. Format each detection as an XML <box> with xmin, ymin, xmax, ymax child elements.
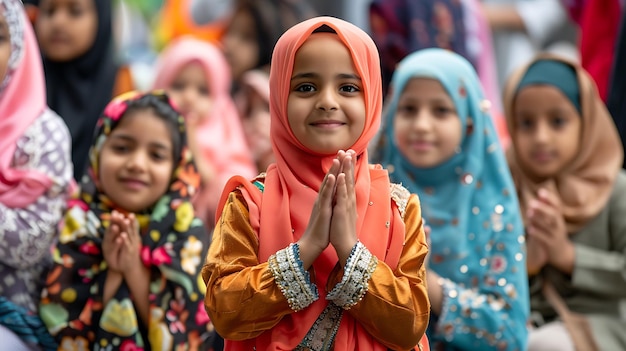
<box><xmin>102</xmin><ymin>210</ymin><xmax>144</xmax><ymax>276</ymax></box>
<box><xmin>525</xmin><ymin>188</ymin><xmax>575</xmax><ymax>275</ymax></box>
<box><xmin>297</xmin><ymin>150</ymin><xmax>359</xmax><ymax>268</ymax></box>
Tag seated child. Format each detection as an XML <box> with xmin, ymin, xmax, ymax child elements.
<box><xmin>374</xmin><ymin>48</ymin><xmax>529</xmax><ymax>350</ymax></box>
<box><xmin>40</xmin><ymin>91</ymin><xmax>212</xmax><ymax>350</ymax></box>
<box><xmin>503</xmin><ymin>56</ymin><xmax>626</xmax><ymax>351</ymax></box>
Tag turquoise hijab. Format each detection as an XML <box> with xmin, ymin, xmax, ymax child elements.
<box><xmin>377</xmin><ymin>48</ymin><xmax>524</xmax><ymax>281</ymax></box>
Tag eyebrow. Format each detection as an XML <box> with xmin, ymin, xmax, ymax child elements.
<box><xmin>291</xmin><ymin>72</ymin><xmax>362</xmax><ymax>81</ymax></box>
<box><xmin>110</xmin><ymin>134</ymin><xmax>172</xmax><ymax>151</ymax></box>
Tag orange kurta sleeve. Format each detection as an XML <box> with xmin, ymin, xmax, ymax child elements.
<box><xmin>202</xmin><ymin>190</ymin><xmax>293</xmax><ymax>340</ymax></box>
<box><xmin>327</xmin><ymin>193</ymin><xmax>431</xmax><ymax>350</ymax></box>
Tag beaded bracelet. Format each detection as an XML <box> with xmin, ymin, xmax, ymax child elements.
<box><xmin>268</xmin><ymin>243</ymin><xmax>319</xmax><ymax>311</ymax></box>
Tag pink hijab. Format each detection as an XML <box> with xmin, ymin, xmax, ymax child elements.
<box><xmin>0</xmin><ymin>1</ymin><xmax>53</xmax><ymax>208</ymax></box>
<box><xmin>152</xmin><ymin>36</ymin><xmax>256</xmax><ymax>223</ymax></box>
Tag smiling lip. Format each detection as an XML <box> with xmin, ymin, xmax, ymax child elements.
<box><xmin>48</xmin><ymin>35</ymin><xmax>69</xmax><ymax>45</ymax></box>
<box><xmin>531</xmin><ymin>151</ymin><xmax>554</xmax><ymax>162</ymax></box>
<box><xmin>409</xmin><ymin>141</ymin><xmax>435</xmax><ymax>152</ymax></box>
<box><xmin>310</xmin><ymin>120</ymin><xmax>345</xmax><ymax>129</ymax></box>
<box><xmin>120</xmin><ymin>178</ymin><xmax>148</xmax><ymax>190</ymax></box>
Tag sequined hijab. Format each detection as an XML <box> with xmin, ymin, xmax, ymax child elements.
<box><xmin>377</xmin><ymin>48</ymin><xmax>524</xmax><ymax>282</ymax></box>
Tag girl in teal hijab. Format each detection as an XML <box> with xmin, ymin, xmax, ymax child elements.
<box><xmin>375</xmin><ymin>48</ymin><xmax>529</xmax><ymax>350</ymax></box>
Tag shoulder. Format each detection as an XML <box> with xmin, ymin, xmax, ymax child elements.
<box><xmin>389</xmin><ymin>183</ymin><xmax>415</xmax><ymax>219</ymax></box>
<box><xmin>608</xmin><ymin>169</ymin><xmax>626</xmax><ymax>206</ymax></box>
<box><xmin>23</xmin><ymin>108</ymin><xmax>72</xmax><ymax>145</ymax></box>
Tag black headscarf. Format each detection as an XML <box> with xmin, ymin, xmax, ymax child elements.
<box><xmin>40</xmin><ymin>0</ymin><xmax>117</xmax><ymax>180</ymax></box>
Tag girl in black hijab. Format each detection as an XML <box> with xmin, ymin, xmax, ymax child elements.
<box><xmin>35</xmin><ymin>0</ymin><xmax>117</xmax><ymax>180</ymax></box>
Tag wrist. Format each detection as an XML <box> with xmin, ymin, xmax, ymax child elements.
<box><xmin>123</xmin><ymin>259</ymin><xmax>149</xmax><ymax>278</ymax></box>
<box><xmin>552</xmin><ymin>242</ymin><xmax>575</xmax><ymax>275</ymax></box>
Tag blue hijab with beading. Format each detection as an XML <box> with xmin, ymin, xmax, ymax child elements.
<box><xmin>376</xmin><ymin>48</ymin><xmax>528</xmax><ymax>348</ymax></box>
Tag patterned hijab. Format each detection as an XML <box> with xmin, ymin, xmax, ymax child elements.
<box><xmin>0</xmin><ymin>0</ymin><xmax>54</xmax><ymax>208</ymax></box>
<box><xmin>40</xmin><ymin>91</ymin><xmax>211</xmax><ymax>350</ymax></box>
<box><xmin>377</xmin><ymin>48</ymin><xmax>524</xmax><ymax>275</ymax></box>
<box><xmin>215</xmin><ymin>16</ymin><xmax>407</xmax><ymax>351</ymax></box>
<box><xmin>504</xmin><ymin>56</ymin><xmax>623</xmax><ymax>233</ymax></box>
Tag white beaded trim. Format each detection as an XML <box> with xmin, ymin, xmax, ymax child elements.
<box><xmin>326</xmin><ymin>242</ymin><xmax>378</xmax><ymax>310</ymax></box>
<box><xmin>390</xmin><ymin>183</ymin><xmax>410</xmax><ymax>219</ymax></box>
<box><xmin>268</xmin><ymin>243</ymin><xmax>319</xmax><ymax>311</ymax></box>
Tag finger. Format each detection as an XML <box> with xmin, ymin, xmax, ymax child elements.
<box><xmin>529</xmin><ymin>200</ymin><xmax>557</xmax><ymax>230</ymax></box>
<box><xmin>320</xmin><ymin>174</ymin><xmax>336</xmax><ymax>212</ymax></box>
<box><xmin>128</xmin><ymin>214</ymin><xmax>140</xmax><ymax>238</ymax></box>
<box><xmin>336</xmin><ymin>150</ymin><xmax>348</xmax><ymax>172</ymax></box>
<box><xmin>537</xmin><ymin>188</ymin><xmax>560</xmax><ymax>210</ymax></box>
<box><xmin>526</xmin><ymin>226</ymin><xmax>551</xmax><ymax>247</ymax></box>
<box><xmin>334</xmin><ymin>173</ymin><xmax>347</xmax><ymax>211</ymax></box>
<box><xmin>343</xmin><ymin>154</ymin><xmax>355</xmax><ymax>194</ymax></box>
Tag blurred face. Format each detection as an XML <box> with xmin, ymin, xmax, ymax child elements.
<box><xmin>99</xmin><ymin>110</ymin><xmax>174</xmax><ymax>213</ymax></box>
<box><xmin>35</xmin><ymin>0</ymin><xmax>97</xmax><ymax>62</ymax></box>
<box><xmin>393</xmin><ymin>78</ymin><xmax>462</xmax><ymax>168</ymax></box>
<box><xmin>167</xmin><ymin>61</ymin><xmax>212</xmax><ymax>123</ymax></box>
<box><xmin>287</xmin><ymin>33</ymin><xmax>366</xmax><ymax>155</ymax></box>
<box><xmin>513</xmin><ymin>85</ymin><xmax>581</xmax><ymax>179</ymax></box>
<box><xmin>241</xmin><ymin>88</ymin><xmax>272</xmax><ymax>164</ymax></box>
<box><xmin>0</xmin><ymin>14</ymin><xmax>11</xmax><ymax>84</ymax></box>
<box><xmin>222</xmin><ymin>9</ymin><xmax>259</xmax><ymax>81</ymax></box>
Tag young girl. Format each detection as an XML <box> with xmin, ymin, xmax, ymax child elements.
<box><xmin>203</xmin><ymin>16</ymin><xmax>430</xmax><ymax>350</ymax></box>
<box><xmin>503</xmin><ymin>56</ymin><xmax>626</xmax><ymax>350</ymax></box>
<box><xmin>35</xmin><ymin>0</ymin><xmax>128</xmax><ymax>180</ymax></box>
<box><xmin>39</xmin><ymin>91</ymin><xmax>212</xmax><ymax>350</ymax></box>
<box><xmin>0</xmin><ymin>1</ymin><xmax>73</xmax><ymax>349</ymax></box>
<box><xmin>375</xmin><ymin>48</ymin><xmax>529</xmax><ymax>350</ymax></box>
<box><xmin>222</xmin><ymin>0</ymin><xmax>316</xmax><ymax>89</ymax></box>
<box><xmin>152</xmin><ymin>36</ymin><xmax>257</xmax><ymax>229</ymax></box>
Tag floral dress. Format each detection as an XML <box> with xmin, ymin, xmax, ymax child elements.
<box><xmin>39</xmin><ymin>91</ymin><xmax>213</xmax><ymax>351</ymax></box>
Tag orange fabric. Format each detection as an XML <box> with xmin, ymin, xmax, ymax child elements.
<box><xmin>214</xmin><ymin>16</ymin><xmax>414</xmax><ymax>351</ymax></box>
<box><xmin>207</xmin><ymin>188</ymin><xmax>429</xmax><ymax>350</ymax></box>
<box><xmin>112</xmin><ymin>65</ymin><xmax>135</xmax><ymax>97</ymax></box>
<box><xmin>159</xmin><ymin>0</ymin><xmax>226</xmax><ymax>44</ymax></box>
<box><xmin>503</xmin><ymin>54</ymin><xmax>624</xmax><ymax>233</ymax></box>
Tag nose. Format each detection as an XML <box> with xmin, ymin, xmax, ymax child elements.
<box><xmin>315</xmin><ymin>87</ymin><xmax>339</xmax><ymax>111</ymax></box>
<box><xmin>126</xmin><ymin>151</ymin><xmax>148</xmax><ymax>173</ymax></box>
<box><xmin>49</xmin><ymin>9</ymin><xmax>67</xmax><ymax>28</ymax></box>
<box><xmin>411</xmin><ymin>110</ymin><xmax>432</xmax><ymax>132</ymax></box>
<box><xmin>534</xmin><ymin>120</ymin><xmax>551</xmax><ymax>144</ymax></box>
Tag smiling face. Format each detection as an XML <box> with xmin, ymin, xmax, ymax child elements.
<box><xmin>287</xmin><ymin>32</ymin><xmax>366</xmax><ymax>155</ymax></box>
<box><xmin>513</xmin><ymin>84</ymin><xmax>581</xmax><ymax>179</ymax></box>
<box><xmin>393</xmin><ymin>77</ymin><xmax>462</xmax><ymax>168</ymax></box>
<box><xmin>35</xmin><ymin>0</ymin><xmax>97</xmax><ymax>62</ymax></box>
<box><xmin>167</xmin><ymin>61</ymin><xmax>213</xmax><ymax>122</ymax></box>
<box><xmin>99</xmin><ymin>109</ymin><xmax>175</xmax><ymax>213</ymax></box>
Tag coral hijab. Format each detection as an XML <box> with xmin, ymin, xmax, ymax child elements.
<box><xmin>217</xmin><ymin>16</ymin><xmax>406</xmax><ymax>350</ymax></box>
<box><xmin>0</xmin><ymin>0</ymin><xmax>53</xmax><ymax>208</ymax></box>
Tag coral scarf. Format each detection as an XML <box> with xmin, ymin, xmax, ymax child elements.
<box><xmin>216</xmin><ymin>16</ymin><xmax>407</xmax><ymax>350</ymax></box>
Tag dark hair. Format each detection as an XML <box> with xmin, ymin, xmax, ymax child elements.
<box><xmin>233</xmin><ymin>0</ymin><xmax>317</xmax><ymax>69</ymax></box>
<box><xmin>121</xmin><ymin>94</ymin><xmax>183</xmax><ymax>166</ymax></box>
